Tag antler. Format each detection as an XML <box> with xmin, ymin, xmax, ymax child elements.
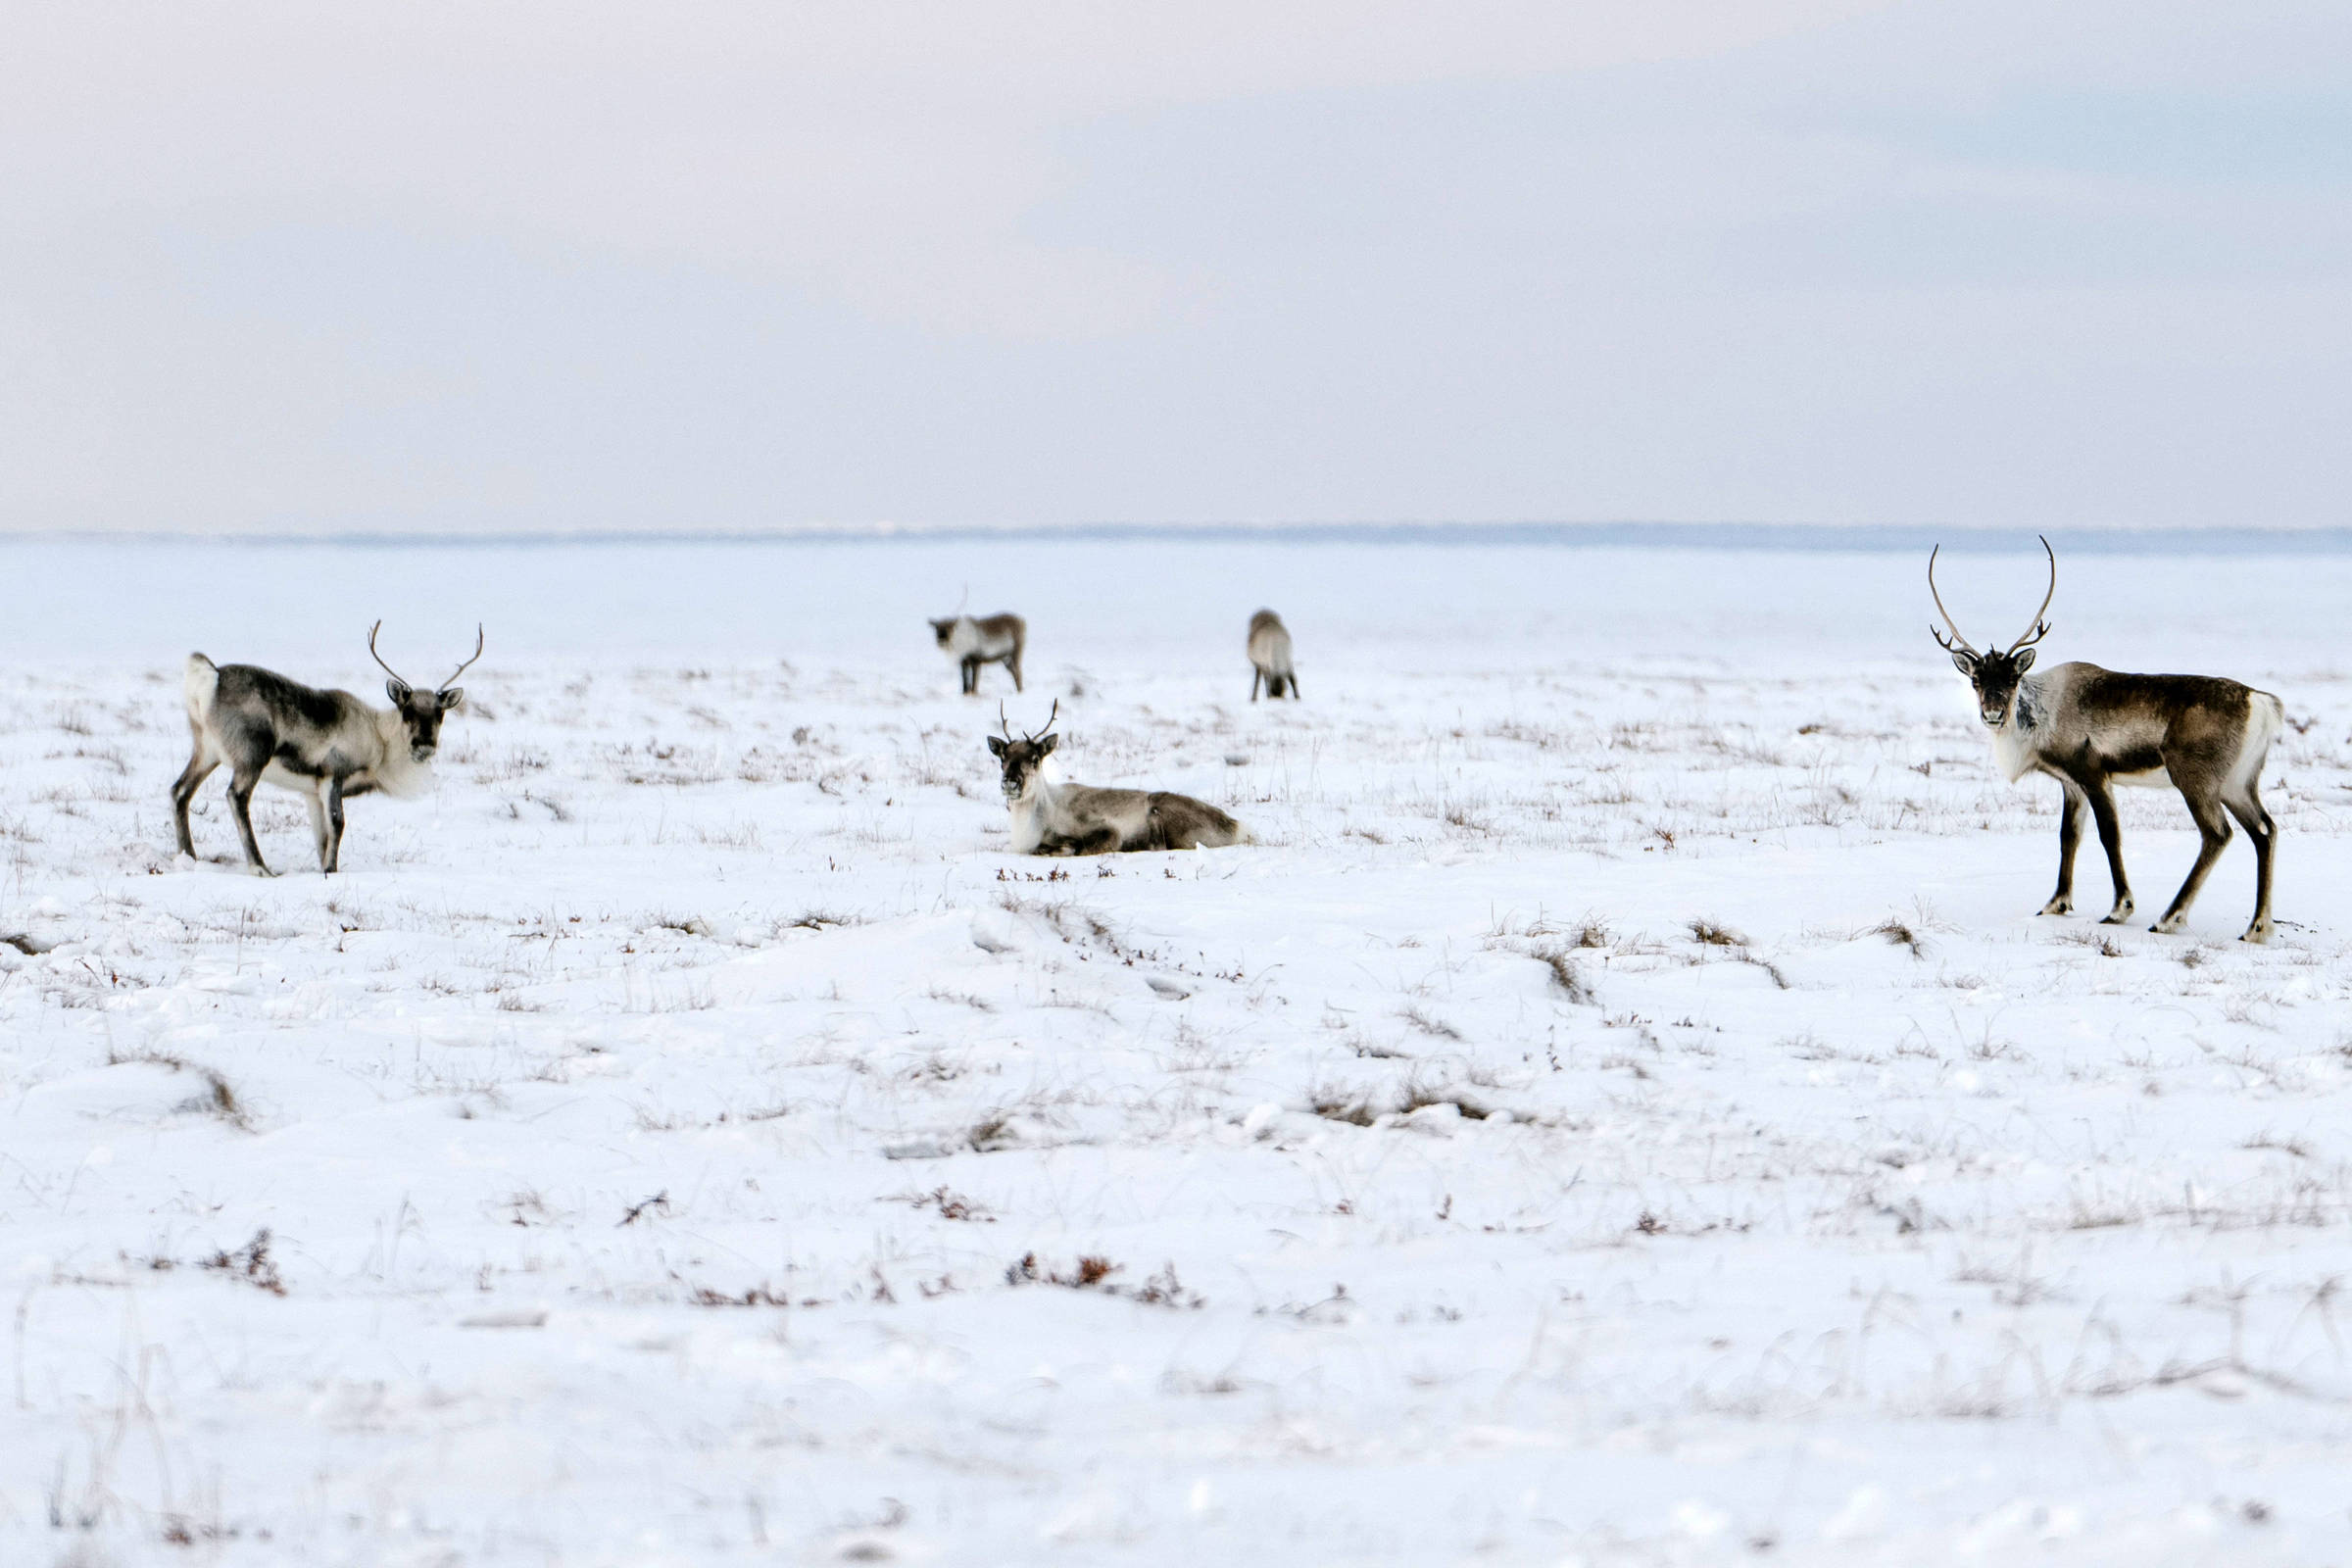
<box><xmin>367</xmin><ymin>620</ymin><xmax>416</xmax><ymax>689</ymax></box>
<box><xmin>441</xmin><ymin>624</ymin><xmax>485</xmax><ymax>690</ymax></box>
<box><xmin>2005</xmin><ymin>536</ymin><xmax>2056</xmax><ymax>654</ymax></box>
<box><xmin>998</xmin><ymin>701</ymin><xmax>1015</xmax><ymax>742</ymax></box>
<box><xmin>1024</xmin><ymin>699</ymin><xmax>1059</xmax><ymax>743</ymax></box>
<box><xmin>1926</xmin><ymin>546</ymin><xmax>1979</xmax><ymax>657</ymax></box>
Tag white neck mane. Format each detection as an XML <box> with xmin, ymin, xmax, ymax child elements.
<box><xmin>1005</xmin><ymin>772</ymin><xmax>1062</xmax><ymax>852</ymax></box>
<box><xmin>1989</xmin><ymin>675</ymin><xmax>2043</xmax><ymax>783</ymax></box>
<box><xmin>368</xmin><ymin>710</ymin><xmax>436</xmax><ymax>799</ymax></box>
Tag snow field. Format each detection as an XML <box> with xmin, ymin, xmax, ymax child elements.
<box><xmin>4</xmin><ymin>540</ymin><xmax>2352</xmax><ymax>1564</ymax></box>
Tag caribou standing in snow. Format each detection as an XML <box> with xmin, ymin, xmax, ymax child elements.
<box><xmin>929</xmin><ymin>612</ymin><xmax>1026</xmax><ymax>695</ymax></box>
<box><xmin>172</xmin><ymin>623</ymin><xmax>481</xmax><ymax>875</ymax></box>
<box><xmin>1248</xmin><ymin>609</ymin><xmax>1298</xmax><ymax>701</ymax></box>
<box><xmin>988</xmin><ymin>703</ymin><xmax>1253</xmax><ymax>855</ymax></box>
<box><xmin>1931</xmin><ymin>539</ymin><xmax>2282</xmax><ymax>942</ymax></box>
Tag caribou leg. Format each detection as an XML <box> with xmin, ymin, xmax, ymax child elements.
<box><xmin>171</xmin><ymin>752</ymin><xmax>219</xmax><ymax>858</ymax></box>
<box><xmin>225</xmin><ymin>768</ymin><xmax>274</xmax><ymax>876</ymax></box>
<box><xmin>2224</xmin><ymin>783</ymin><xmax>2277</xmax><ymax>944</ymax></box>
<box><xmin>305</xmin><ymin>790</ymin><xmax>330</xmax><ymax>870</ymax></box>
<box><xmin>2151</xmin><ymin>787</ymin><xmax>2234</xmax><ymax>935</ymax></box>
<box><xmin>2080</xmin><ymin>777</ymin><xmax>2132</xmax><ymax>924</ymax></box>
<box><xmin>323</xmin><ymin>777</ymin><xmax>347</xmax><ymax>874</ymax></box>
<box><xmin>2041</xmin><ymin>779</ymin><xmax>2085</xmax><ymax>915</ymax></box>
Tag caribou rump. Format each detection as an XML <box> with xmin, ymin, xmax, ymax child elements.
<box><xmin>1247</xmin><ymin>610</ymin><xmax>1298</xmax><ymax>701</ymax></box>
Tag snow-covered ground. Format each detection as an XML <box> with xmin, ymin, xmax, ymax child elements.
<box><xmin>6</xmin><ymin>536</ymin><xmax>2352</xmax><ymax>1565</ymax></box>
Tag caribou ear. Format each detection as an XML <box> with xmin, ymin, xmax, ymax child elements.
<box><xmin>986</xmin><ymin>736</ymin><xmax>1006</xmax><ymax>757</ymax></box>
<box><xmin>1037</xmin><ymin>734</ymin><xmax>1058</xmax><ymax>756</ymax></box>
<box><xmin>385</xmin><ymin>678</ymin><xmax>413</xmax><ymax>705</ymax></box>
<box><xmin>1949</xmin><ymin>651</ymin><xmax>1978</xmax><ymax>678</ymax></box>
<box><xmin>2012</xmin><ymin>650</ymin><xmax>2034</xmax><ymax>674</ymax></box>
<box><xmin>438</xmin><ymin>687</ymin><xmax>465</xmax><ymax>710</ymax></box>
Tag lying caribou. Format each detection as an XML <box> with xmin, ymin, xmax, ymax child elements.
<box><xmin>1931</xmin><ymin>539</ymin><xmax>2282</xmax><ymax>942</ymax></box>
<box><xmin>1248</xmin><ymin>609</ymin><xmax>1298</xmax><ymax>701</ymax></box>
<box><xmin>172</xmin><ymin>623</ymin><xmax>481</xmax><ymax>875</ymax></box>
<box><xmin>929</xmin><ymin>612</ymin><xmax>1026</xmax><ymax>695</ymax></box>
<box><xmin>987</xmin><ymin>703</ymin><xmax>1253</xmax><ymax>855</ymax></box>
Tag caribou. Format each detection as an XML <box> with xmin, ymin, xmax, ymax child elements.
<box><xmin>987</xmin><ymin>702</ymin><xmax>1253</xmax><ymax>855</ymax></box>
<box><xmin>1930</xmin><ymin>539</ymin><xmax>2282</xmax><ymax>942</ymax></box>
<box><xmin>172</xmin><ymin>623</ymin><xmax>481</xmax><ymax>875</ymax></box>
<box><xmin>929</xmin><ymin>612</ymin><xmax>1027</xmax><ymax>695</ymax></box>
<box><xmin>1247</xmin><ymin>609</ymin><xmax>1298</xmax><ymax>701</ymax></box>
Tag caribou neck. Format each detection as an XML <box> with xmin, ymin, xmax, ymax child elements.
<box><xmin>1988</xmin><ymin>672</ymin><xmax>2047</xmax><ymax>784</ymax></box>
<box><xmin>2008</xmin><ymin>677</ymin><xmax>2042</xmax><ymax>733</ymax></box>
<box><xmin>368</xmin><ymin>707</ymin><xmax>437</xmax><ymax>798</ymax></box>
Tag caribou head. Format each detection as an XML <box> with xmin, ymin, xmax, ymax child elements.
<box><xmin>985</xmin><ymin>700</ymin><xmax>1059</xmax><ymax>801</ymax></box>
<box><xmin>369</xmin><ymin>621</ymin><xmax>483</xmax><ymax>762</ymax></box>
<box><xmin>1930</xmin><ymin>538</ymin><xmax>2055</xmax><ymax>729</ymax></box>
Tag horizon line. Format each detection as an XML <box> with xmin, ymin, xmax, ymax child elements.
<box><xmin>5</xmin><ymin>518</ymin><xmax>2352</xmax><ymax>554</ymax></box>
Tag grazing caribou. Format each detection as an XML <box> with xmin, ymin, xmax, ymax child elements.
<box><xmin>987</xmin><ymin>703</ymin><xmax>1253</xmax><ymax>855</ymax></box>
<box><xmin>1931</xmin><ymin>539</ymin><xmax>2282</xmax><ymax>942</ymax></box>
<box><xmin>1248</xmin><ymin>609</ymin><xmax>1298</xmax><ymax>701</ymax></box>
<box><xmin>172</xmin><ymin>623</ymin><xmax>481</xmax><ymax>875</ymax></box>
<box><xmin>929</xmin><ymin>612</ymin><xmax>1026</xmax><ymax>695</ymax></box>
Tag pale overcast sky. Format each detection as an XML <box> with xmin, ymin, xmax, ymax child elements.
<box><xmin>3</xmin><ymin>2</ymin><xmax>2347</xmax><ymax>533</ymax></box>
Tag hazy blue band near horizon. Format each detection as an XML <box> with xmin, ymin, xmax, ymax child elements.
<box><xmin>9</xmin><ymin>522</ymin><xmax>2352</xmax><ymax>555</ymax></box>
<box><xmin>9</xmin><ymin>531</ymin><xmax>2347</xmax><ymax>674</ymax></box>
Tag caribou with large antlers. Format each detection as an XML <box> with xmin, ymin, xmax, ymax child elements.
<box><xmin>1930</xmin><ymin>539</ymin><xmax>2282</xmax><ymax>942</ymax></box>
<box><xmin>171</xmin><ymin>623</ymin><xmax>482</xmax><ymax>875</ymax></box>
<box><xmin>986</xmin><ymin>702</ymin><xmax>1254</xmax><ymax>855</ymax></box>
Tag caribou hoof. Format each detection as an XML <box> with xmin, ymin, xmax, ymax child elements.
<box><xmin>2241</xmin><ymin>920</ymin><xmax>2275</xmax><ymax>946</ymax></box>
<box><xmin>2037</xmin><ymin>898</ymin><xmax>2072</xmax><ymax>916</ymax></box>
<box><xmin>2149</xmin><ymin>913</ymin><xmax>2189</xmax><ymax>936</ymax></box>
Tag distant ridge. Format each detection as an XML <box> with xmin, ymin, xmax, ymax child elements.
<box><xmin>6</xmin><ymin>521</ymin><xmax>2351</xmax><ymax>554</ymax></box>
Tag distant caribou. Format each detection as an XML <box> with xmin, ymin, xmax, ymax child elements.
<box><xmin>929</xmin><ymin>612</ymin><xmax>1026</xmax><ymax>695</ymax></box>
<box><xmin>988</xmin><ymin>702</ymin><xmax>1253</xmax><ymax>855</ymax></box>
<box><xmin>1247</xmin><ymin>610</ymin><xmax>1298</xmax><ymax>701</ymax></box>
<box><xmin>172</xmin><ymin>623</ymin><xmax>481</xmax><ymax>875</ymax></box>
<box><xmin>1931</xmin><ymin>539</ymin><xmax>2282</xmax><ymax>942</ymax></box>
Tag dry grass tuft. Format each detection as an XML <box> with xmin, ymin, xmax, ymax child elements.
<box><xmin>108</xmin><ymin>1048</ymin><xmax>252</xmax><ymax>1131</ymax></box>
<box><xmin>199</xmin><ymin>1229</ymin><xmax>286</xmax><ymax>1296</ymax></box>
<box><xmin>1529</xmin><ymin>945</ymin><xmax>1595</xmax><ymax>1004</ymax></box>
<box><xmin>1871</xmin><ymin>916</ymin><xmax>1927</xmax><ymax>957</ymax></box>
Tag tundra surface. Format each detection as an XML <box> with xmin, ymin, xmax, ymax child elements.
<box><xmin>4</xmin><ymin>536</ymin><xmax>2352</xmax><ymax>1565</ymax></box>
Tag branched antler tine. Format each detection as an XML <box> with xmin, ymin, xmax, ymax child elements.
<box><xmin>999</xmin><ymin>701</ymin><xmax>1013</xmax><ymax>741</ymax></box>
<box><xmin>441</xmin><ymin>623</ymin><xmax>485</xmax><ymax>689</ymax></box>
<box><xmin>1926</xmin><ymin>545</ymin><xmax>1980</xmax><ymax>656</ymax></box>
<box><xmin>367</xmin><ymin>620</ymin><xmax>414</xmax><ymax>688</ymax></box>
<box><xmin>1008</xmin><ymin>699</ymin><xmax>1063</xmax><ymax>745</ymax></box>
<box><xmin>2007</xmin><ymin>535</ymin><xmax>2057</xmax><ymax>653</ymax></box>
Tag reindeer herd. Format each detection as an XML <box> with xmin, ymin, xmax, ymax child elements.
<box><xmin>167</xmin><ymin>551</ymin><xmax>2286</xmax><ymax>943</ymax></box>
